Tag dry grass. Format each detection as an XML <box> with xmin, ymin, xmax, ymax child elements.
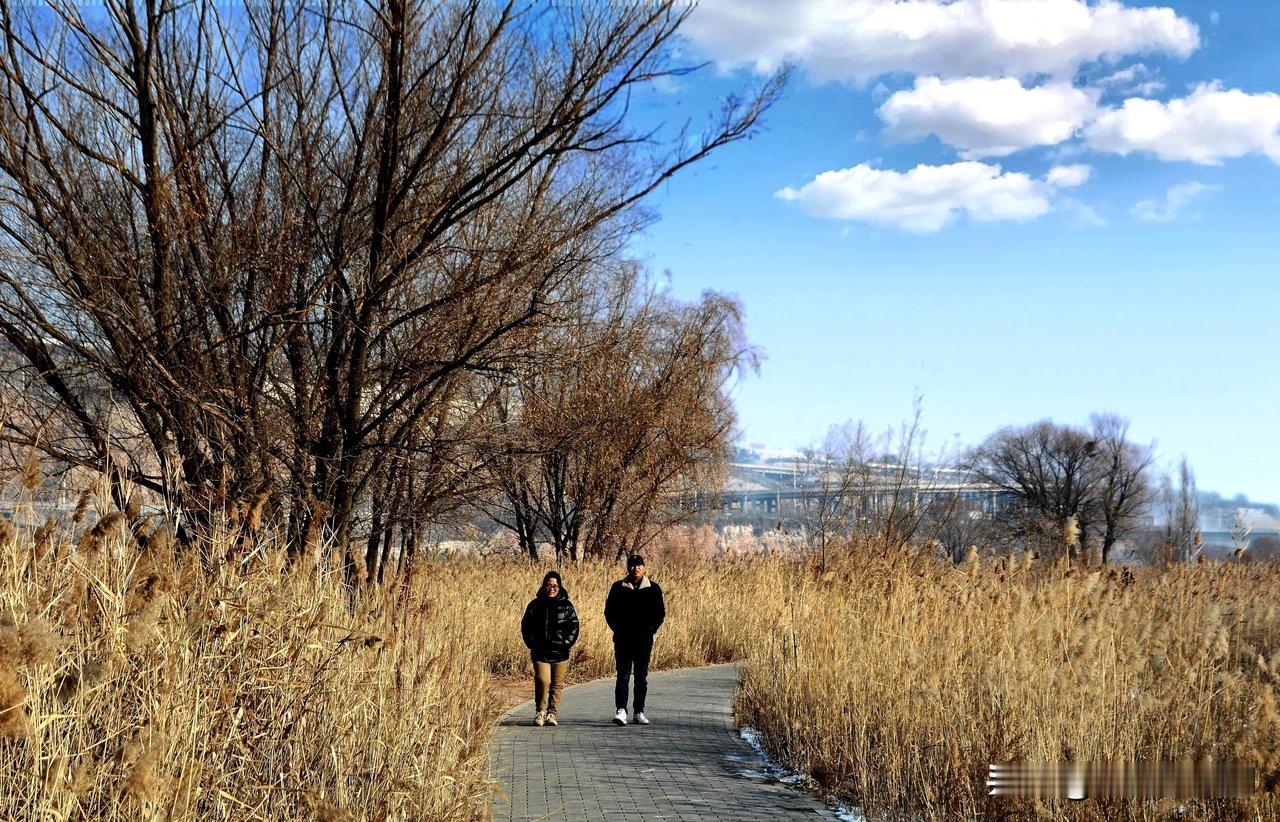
<box><xmin>2</xmin><ymin>513</ymin><xmax>1277</xmax><ymax>821</ymax></box>
<box><xmin>0</xmin><ymin>516</ymin><xmax>762</xmax><ymax>820</ymax></box>
<box><xmin>446</xmin><ymin>554</ymin><xmax>757</xmax><ymax>683</ymax></box>
<box><xmin>735</xmin><ymin>544</ymin><xmax>1280</xmax><ymax>820</ymax></box>
<box><xmin>0</xmin><ymin>518</ymin><xmax>499</xmax><ymax>820</ymax></box>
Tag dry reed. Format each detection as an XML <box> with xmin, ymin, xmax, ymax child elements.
<box><xmin>735</xmin><ymin>543</ymin><xmax>1280</xmax><ymax>821</ymax></box>
<box><xmin>1</xmin><ymin>512</ymin><xmax>1276</xmax><ymax>821</ymax></box>
<box><xmin>0</xmin><ymin>515</ymin><xmax>764</xmax><ymax>819</ymax></box>
<box><xmin>0</xmin><ymin>515</ymin><xmax>495</xmax><ymax>819</ymax></box>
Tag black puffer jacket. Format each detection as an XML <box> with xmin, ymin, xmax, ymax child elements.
<box><xmin>521</xmin><ymin>587</ymin><xmax>580</xmax><ymax>663</ymax></box>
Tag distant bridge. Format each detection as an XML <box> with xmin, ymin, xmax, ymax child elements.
<box><xmin>681</xmin><ymin>462</ymin><xmax>1013</xmax><ymax>517</ymax></box>
<box><xmin>713</xmin><ymin>484</ymin><xmax>1010</xmax><ymax>515</ymax></box>
<box><xmin>728</xmin><ymin>461</ymin><xmax>972</xmax><ymax>484</ymax></box>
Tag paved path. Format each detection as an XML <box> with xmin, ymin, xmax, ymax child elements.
<box><xmin>489</xmin><ymin>664</ymin><xmax>842</xmax><ymax>821</ymax></box>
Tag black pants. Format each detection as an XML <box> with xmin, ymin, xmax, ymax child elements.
<box><xmin>614</xmin><ymin>636</ymin><xmax>653</xmax><ymax>713</ymax></box>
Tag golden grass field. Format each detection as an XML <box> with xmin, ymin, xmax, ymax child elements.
<box><xmin>734</xmin><ymin>548</ymin><xmax>1280</xmax><ymax>821</ymax></box>
<box><xmin>1</xmin><ymin>513</ymin><xmax>1277</xmax><ymax>820</ymax></box>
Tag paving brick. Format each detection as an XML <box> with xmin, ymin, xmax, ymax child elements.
<box><xmin>488</xmin><ymin>664</ymin><xmax>840</xmax><ymax>821</ymax></box>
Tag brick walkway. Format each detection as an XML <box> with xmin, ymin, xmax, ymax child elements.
<box><xmin>489</xmin><ymin>663</ymin><xmax>841</xmax><ymax>821</ymax></box>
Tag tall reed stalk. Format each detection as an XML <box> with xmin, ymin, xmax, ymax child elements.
<box><xmin>2</xmin><ymin>515</ymin><xmax>1275</xmax><ymax>820</ymax></box>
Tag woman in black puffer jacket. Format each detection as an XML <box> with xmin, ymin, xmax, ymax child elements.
<box><xmin>520</xmin><ymin>571</ymin><xmax>580</xmax><ymax>726</ymax></box>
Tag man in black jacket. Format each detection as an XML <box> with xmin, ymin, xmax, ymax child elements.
<box><xmin>604</xmin><ymin>554</ymin><xmax>665</xmax><ymax>725</ymax></box>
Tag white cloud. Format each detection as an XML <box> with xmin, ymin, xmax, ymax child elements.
<box><xmin>886</xmin><ymin>80</ymin><xmax>1280</xmax><ymax>165</ymax></box>
<box><xmin>1130</xmin><ymin>181</ymin><xmax>1221</xmax><ymax>222</ymax></box>
<box><xmin>775</xmin><ymin>161</ymin><xmax>1053</xmax><ymax>231</ymax></box>
<box><xmin>878</xmin><ymin>77</ymin><xmax>1097</xmax><ymax>158</ymax></box>
<box><xmin>1086</xmin><ymin>83</ymin><xmax>1280</xmax><ymax>164</ymax></box>
<box><xmin>683</xmin><ymin>0</ymin><xmax>1198</xmax><ymax>82</ymax></box>
<box><xmin>1059</xmin><ymin>198</ymin><xmax>1108</xmax><ymax>227</ymax></box>
<box><xmin>1094</xmin><ymin>63</ymin><xmax>1164</xmax><ymax>97</ymax></box>
<box><xmin>1047</xmin><ymin>164</ymin><xmax>1092</xmax><ymax>187</ymax></box>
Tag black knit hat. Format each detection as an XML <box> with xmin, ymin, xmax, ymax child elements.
<box><xmin>626</xmin><ymin>554</ymin><xmax>645</xmax><ymax>567</ymax></box>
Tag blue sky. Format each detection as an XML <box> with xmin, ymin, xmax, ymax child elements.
<box><xmin>631</xmin><ymin>0</ymin><xmax>1279</xmax><ymax>503</ymax></box>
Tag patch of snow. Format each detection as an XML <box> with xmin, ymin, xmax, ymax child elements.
<box><xmin>735</xmin><ymin>725</ymin><xmax>867</xmax><ymax>821</ymax></box>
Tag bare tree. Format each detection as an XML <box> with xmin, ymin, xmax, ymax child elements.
<box><xmin>931</xmin><ymin>493</ymin><xmax>1002</xmax><ymax>563</ymax></box>
<box><xmin>799</xmin><ymin>421</ymin><xmax>870</xmax><ymax>571</ymax></box>
<box><xmin>487</xmin><ymin>270</ymin><xmax>752</xmax><ymax>561</ymax></box>
<box><xmin>869</xmin><ymin>402</ymin><xmax>957</xmax><ymax>549</ymax></box>
<box><xmin>1162</xmin><ymin>456</ymin><xmax>1200</xmax><ymax>562</ymax></box>
<box><xmin>966</xmin><ymin>420</ymin><xmax>1097</xmax><ymax>560</ymax></box>
<box><xmin>0</xmin><ymin>0</ymin><xmax>784</xmax><ymax>565</ymax></box>
<box><xmin>800</xmin><ymin>402</ymin><xmax>960</xmax><ymax>565</ymax></box>
<box><xmin>1089</xmin><ymin>413</ymin><xmax>1155</xmax><ymax>564</ymax></box>
<box><xmin>965</xmin><ymin>416</ymin><xmax>1156</xmax><ymax>563</ymax></box>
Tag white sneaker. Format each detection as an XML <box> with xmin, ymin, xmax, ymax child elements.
<box><xmin>612</xmin><ymin>709</ymin><xmax>627</xmax><ymax>726</ymax></box>
<box><xmin>534</xmin><ymin>711</ymin><xmax>546</xmax><ymax>727</ymax></box>
<box><xmin>633</xmin><ymin>712</ymin><xmax>650</xmax><ymax>725</ymax></box>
